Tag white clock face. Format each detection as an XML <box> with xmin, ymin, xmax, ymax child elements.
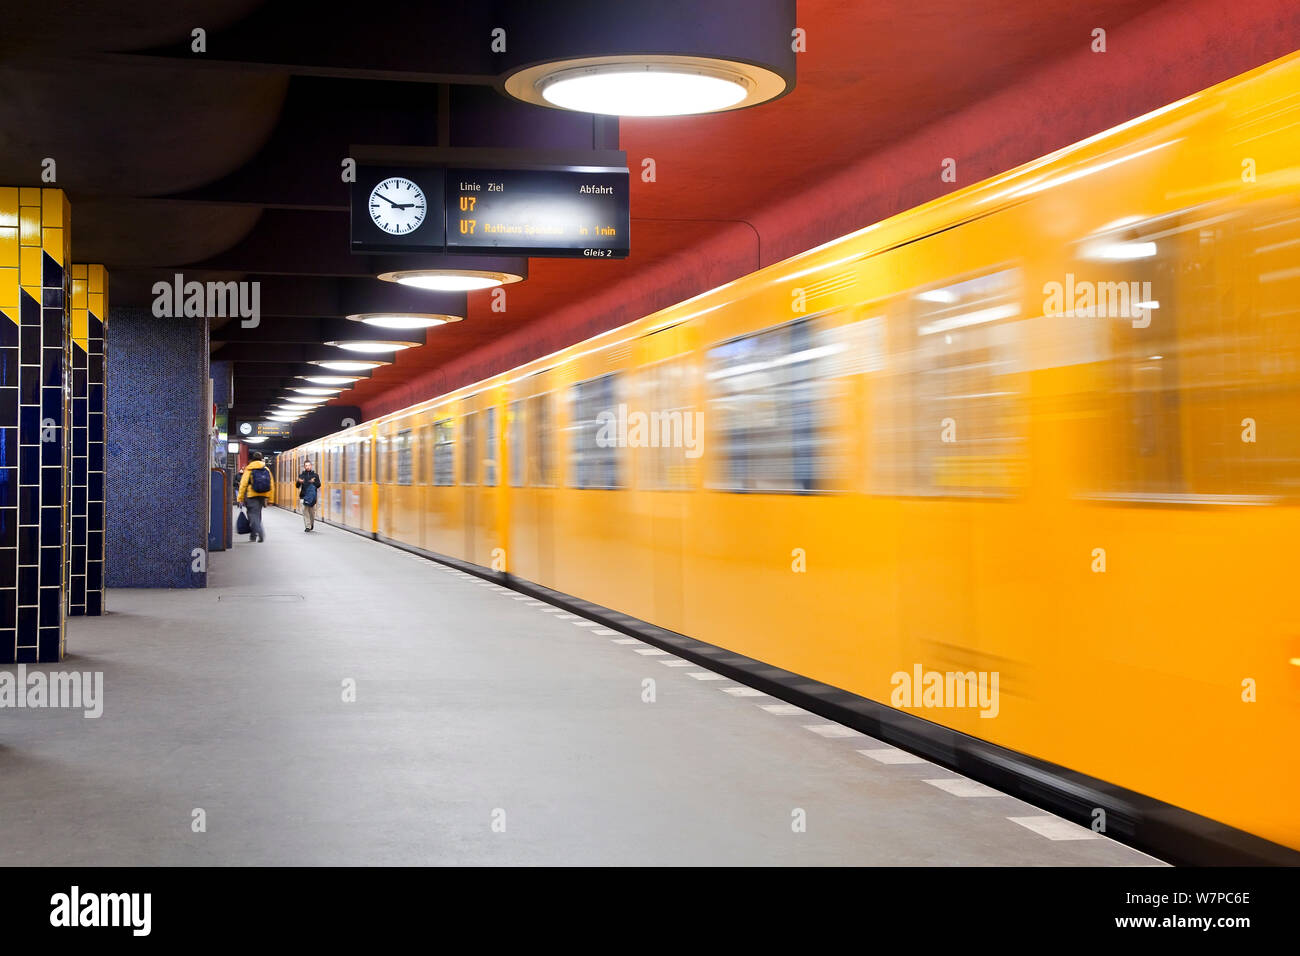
<box><xmin>369</xmin><ymin>177</ymin><xmax>427</xmax><ymax>235</ymax></box>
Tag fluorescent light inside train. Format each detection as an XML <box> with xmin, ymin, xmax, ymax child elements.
<box><xmin>1086</xmin><ymin>241</ymin><xmax>1158</xmax><ymax>260</ymax></box>
<box><xmin>917</xmin><ymin>304</ymin><xmax>1020</xmax><ymax>337</ymax></box>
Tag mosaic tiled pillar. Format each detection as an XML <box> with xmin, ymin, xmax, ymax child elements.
<box><xmin>69</xmin><ymin>263</ymin><xmax>107</xmax><ymax>616</ymax></box>
<box><xmin>0</xmin><ymin>187</ymin><xmax>71</xmax><ymax>663</ymax></box>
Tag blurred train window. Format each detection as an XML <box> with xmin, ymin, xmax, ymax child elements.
<box><xmin>526</xmin><ymin>391</ymin><xmax>556</xmax><ymax>486</ymax></box>
<box><xmin>360</xmin><ymin>438</ymin><xmax>370</xmax><ymax>483</ymax></box>
<box><xmin>706</xmin><ymin>317</ymin><xmax>842</xmax><ymax>493</ymax></box>
<box><xmin>331</xmin><ymin>446</ymin><xmax>342</xmax><ymax>483</ymax></box>
<box><xmin>870</xmin><ymin>268</ymin><xmax>1026</xmax><ymax>496</ymax></box>
<box><xmin>568</xmin><ymin>373</ymin><xmax>621</xmax><ymax>489</ymax></box>
<box><xmin>508</xmin><ymin>400</ymin><xmax>524</xmax><ymax>487</ymax></box>
<box><xmin>636</xmin><ymin>356</ymin><xmax>697</xmax><ymax>490</ymax></box>
<box><xmin>433</xmin><ymin>419</ymin><xmax>455</xmax><ymax>486</ymax></box>
<box><xmin>396</xmin><ymin>428</ymin><xmax>413</xmax><ymax>486</ymax></box>
<box><xmin>417</xmin><ymin>424</ymin><xmax>431</xmax><ymax>485</ymax></box>
<box><xmin>462</xmin><ymin>411</ymin><xmax>479</xmax><ymax>486</ymax></box>
<box><xmin>377</xmin><ymin>436</ymin><xmax>389</xmax><ymax>485</ymax></box>
<box><xmin>346</xmin><ymin>442</ymin><xmax>358</xmax><ymax>484</ymax></box>
<box><xmin>1083</xmin><ymin>203</ymin><xmax>1300</xmax><ymax>501</ymax></box>
<box><xmin>483</xmin><ymin>406</ymin><xmax>498</xmax><ymax>487</ymax></box>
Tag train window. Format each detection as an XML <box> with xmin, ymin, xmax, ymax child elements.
<box><xmin>360</xmin><ymin>438</ymin><xmax>370</xmax><ymax>483</ymax></box>
<box><xmin>377</xmin><ymin>436</ymin><xmax>390</xmax><ymax>484</ymax></box>
<box><xmin>636</xmin><ymin>355</ymin><xmax>698</xmax><ymax>490</ymax></box>
<box><xmin>331</xmin><ymin>445</ymin><xmax>342</xmax><ymax>483</ymax></box>
<box><xmin>508</xmin><ymin>400</ymin><xmax>524</xmax><ymax>487</ymax></box>
<box><xmin>870</xmin><ymin>268</ymin><xmax>1026</xmax><ymax>496</ymax></box>
<box><xmin>707</xmin><ymin>317</ymin><xmax>840</xmax><ymax>493</ymax></box>
<box><xmin>418</xmin><ymin>424</ymin><xmax>432</xmax><ymax>485</ymax></box>
<box><xmin>461</xmin><ymin>411</ymin><xmax>479</xmax><ymax>485</ymax></box>
<box><xmin>346</xmin><ymin>442</ymin><xmax>358</xmax><ymax>483</ymax></box>
<box><xmin>1083</xmin><ymin>202</ymin><xmax>1300</xmax><ymax>502</ymax></box>
<box><xmin>396</xmin><ymin>428</ymin><xmax>413</xmax><ymax>485</ymax></box>
<box><xmin>483</xmin><ymin>406</ymin><xmax>498</xmax><ymax>487</ymax></box>
<box><xmin>568</xmin><ymin>373</ymin><xmax>622</xmax><ymax>489</ymax></box>
<box><xmin>527</xmin><ymin>391</ymin><xmax>556</xmax><ymax>486</ymax></box>
<box><xmin>433</xmin><ymin>419</ymin><xmax>455</xmax><ymax>486</ymax></box>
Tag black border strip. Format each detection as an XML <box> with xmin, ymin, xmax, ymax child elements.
<box><xmin>315</xmin><ymin>513</ymin><xmax>1300</xmax><ymax>867</ymax></box>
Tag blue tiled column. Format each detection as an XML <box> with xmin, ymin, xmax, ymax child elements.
<box><xmin>105</xmin><ymin>306</ymin><xmax>208</xmax><ymax>588</ymax></box>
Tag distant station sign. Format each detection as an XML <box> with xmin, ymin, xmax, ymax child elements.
<box><xmin>350</xmin><ymin>156</ymin><xmax>629</xmax><ymax>259</ymax></box>
<box><xmin>446</xmin><ymin>168</ymin><xmax>629</xmax><ymax>259</ymax></box>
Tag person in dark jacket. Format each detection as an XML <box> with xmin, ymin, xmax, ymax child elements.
<box><xmin>295</xmin><ymin>461</ymin><xmax>322</xmax><ymax>532</ymax></box>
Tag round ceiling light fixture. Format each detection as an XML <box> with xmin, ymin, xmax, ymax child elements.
<box><xmin>504</xmin><ymin>54</ymin><xmax>790</xmax><ymax>117</ymax></box>
<box><xmin>346</xmin><ymin>312</ymin><xmax>464</xmax><ymax>330</ymax></box>
<box><xmin>377</xmin><ymin>269</ymin><xmax>523</xmax><ymax>292</ymax></box>
<box><xmin>298</xmin><ymin>375</ymin><xmax>363</xmax><ymax>385</ymax></box>
<box><xmin>289</xmin><ymin>386</ymin><xmax>344</xmax><ymax>395</ymax></box>
<box><xmin>325</xmin><ymin>340</ymin><xmax>419</xmax><ymax>354</ymax></box>
<box><xmin>244</xmin><ymin>436</ymin><xmax>269</xmax><ymax>445</ymax></box>
<box><xmin>309</xmin><ymin>359</ymin><xmax>390</xmax><ymax>372</ymax></box>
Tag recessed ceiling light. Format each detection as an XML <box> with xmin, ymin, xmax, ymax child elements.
<box><xmin>244</xmin><ymin>436</ymin><xmax>269</xmax><ymax>445</ymax></box>
<box><xmin>284</xmin><ymin>396</ymin><xmax>328</xmax><ymax>404</ymax></box>
<box><xmin>289</xmin><ymin>387</ymin><xmax>343</xmax><ymax>395</ymax></box>
<box><xmin>378</xmin><ymin>269</ymin><xmax>523</xmax><ymax>292</ymax></box>
<box><xmin>298</xmin><ymin>375</ymin><xmax>362</xmax><ymax>385</ymax></box>
<box><xmin>310</xmin><ymin>360</ymin><xmax>390</xmax><ymax>371</ymax></box>
<box><xmin>504</xmin><ymin>55</ymin><xmax>789</xmax><ymax>117</ymax></box>
<box><xmin>346</xmin><ymin>312</ymin><xmax>464</xmax><ymax>330</ymax></box>
<box><xmin>325</xmin><ymin>340</ymin><xmax>418</xmax><ymax>354</ymax></box>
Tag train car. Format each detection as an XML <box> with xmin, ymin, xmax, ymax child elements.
<box><xmin>282</xmin><ymin>51</ymin><xmax>1300</xmax><ymax>855</ymax></box>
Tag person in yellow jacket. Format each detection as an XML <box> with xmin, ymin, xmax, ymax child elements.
<box><xmin>237</xmin><ymin>451</ymin><xmax>275</xmax><ymax>543</ymax></box>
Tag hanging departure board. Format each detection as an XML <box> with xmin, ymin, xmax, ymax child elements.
<box><xmin>350</xmin><ymin>159</ymin><xmax>630</xmax><ymax>258</ymax></box>
<box><xmin>445</xmin><ymin>168</ymin><xmax>630</xmax><ymax>259</ymax></box>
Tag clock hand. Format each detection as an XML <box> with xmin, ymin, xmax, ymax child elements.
<box><xmin>376</xmin><ymin>193</ymin><xmax>412</xmax><ymax>208</ymax></box>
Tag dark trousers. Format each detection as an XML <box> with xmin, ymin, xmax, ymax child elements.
<box><xmin>246</xmin><ymin>497</ymin><xmax>266</xmax><ymax>540</ymax></box>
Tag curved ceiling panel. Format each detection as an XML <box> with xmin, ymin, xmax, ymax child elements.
<box><xmin>0</xmin><ymin>0</ymin><xmax>268</xmax><ymax>55</ymax></box>
<box><xmin>70</xmin><ymin>199</ymin><xmax>264</xmax><ymax>268</ymax></box>
<box><xmin>0</xmin><ymin>60</ymin><xmax>288</xmax><ymax>196</ymax></box>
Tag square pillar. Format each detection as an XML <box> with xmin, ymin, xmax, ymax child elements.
<box><xmin>69</xmin><ymin>263</ymin><xmax>107</xmax><ymax>616</ymax></box>
<box><xmin>0</xmin><ymin>187</ymin><xmax>70</xmax><ymax>663</ymax></box>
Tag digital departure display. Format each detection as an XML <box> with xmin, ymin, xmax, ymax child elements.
<box><xmin>445</xmin><ymin>168</ymin><xmax>630</xmax><ymax>259</ymax></box>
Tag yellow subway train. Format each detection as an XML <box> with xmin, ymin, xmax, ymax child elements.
<box><xmin>278</xmin><ymin>51</ymin><xmax>1300</xmax><ymax>856</ymax></box>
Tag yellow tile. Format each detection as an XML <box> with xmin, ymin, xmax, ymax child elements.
<box><xmin>42</xmin><ymin>189</ymin><xmax>65</xmax><ymax>229</ymax></box>
<box><xmin>0</xmin><ymin>268</ymin><xmax>17</xmax><ymax>309</ymax></box>
<box><xmin>89</xmin><ymin>264</ymin><xmax>105</xmax><ymax>294</ymax></box>
<box><xmin>20</xmin><ymin>245</ymin><xmax>42</xmax><ymax>286</ymax></box>
<box><xmin>0</xmin><ymin>227</ymin><xmax>16</xmax><ymax>267</ymax></box>
<box><xmin>43</xmin><ymin>226</ymin><xmax>64</xmax><ymax>267</ymax></box>
<box><xmin>19</xmin><ymin>187</ymin><xmax>41</xmax><ymax>207</ymax></box>
<box><xmin>89</xmin><ymin>292</ymin><xmax>105</xmax><ymax>317</ymax></box>
<box><xmin>72</xmin><ymin>277</ymin><xmax>87</xmax><ymax>311</ymax></box>
<box><xmin>0</xmin><ymin>306</ymin><xmax>16</xmax><ymax>327</ymax></box>
<box><xmin>72</xmin><ymin>309</ymin><xmax>88</xmax><ymax>348</ymax></box>
<box><xmin>71</xmin><ymin>263</ymin><xmax>86</xmax><ymax>281</ymax></box>
<box><xmin>19</xmin><ymin>207</ymin><xmax>40</xmax><ymax>245</ymax></box>
<box><xmin>0</xmin><ymin>187</ymin><xmax>17</xmax><ymax>227</ymax></box>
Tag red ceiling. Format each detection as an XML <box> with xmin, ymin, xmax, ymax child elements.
<box><xmin>344</xmin><ymin>0</ymin><xmax>1300</xmax><ymax>419</ymax></box>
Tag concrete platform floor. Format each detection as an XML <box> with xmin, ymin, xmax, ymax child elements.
<box><xmin>0</xmin><ymin>506</ymin><xmax>1162</xmax><ymax>866</ymax></box>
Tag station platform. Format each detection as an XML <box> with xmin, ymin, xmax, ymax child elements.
<box><xmin>1</xmin><ymin>506</ymin><xmax>1162</xmax><ymax>866</ymax></box>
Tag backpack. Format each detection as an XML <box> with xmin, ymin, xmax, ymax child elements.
<box><xmin>302</xmin><ymin>482</ymin><xmax>318</xmax><ymax>507</ymax></box>
<box><xmin>250</xmin><ymin>466</ymin><xmax>271</xmax><ymax>494</ymax></box>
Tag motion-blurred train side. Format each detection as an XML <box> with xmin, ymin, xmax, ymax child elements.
<box><xmin>278</xmin><ymin>52</ymin><xmax>1300</xmax><ymax>853</ymax></box>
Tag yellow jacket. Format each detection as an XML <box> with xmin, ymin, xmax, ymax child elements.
<box><xmin>238</xmin><ymin>460</ymin><xmax>274</xmax><ymax>503</ymax></box>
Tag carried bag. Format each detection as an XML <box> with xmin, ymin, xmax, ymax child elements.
<box><xmin>236</xmin><ymin>508</ymin><xmax>251</xmax><ymax>535</ymax></box>
<box><xmin>302</xmin><ymin>482</ymin><xmax>318</xmax><ymax>507</ymax></box>
<box><xmin>250</xmin><ymin>466</ymin><xmax>272</xmax><ymax>494</ymax></box>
